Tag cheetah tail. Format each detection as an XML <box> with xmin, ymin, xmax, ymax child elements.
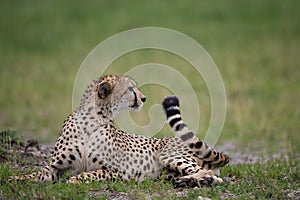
<box><xmin>162</xmin><ymin>96</ymin><xmax>230</xmax><ymax>167</ymax></box>
<box><xmin>162</xmin><ymin>95</ymin><xmax>196</xmax><ymax>144</ymax></box>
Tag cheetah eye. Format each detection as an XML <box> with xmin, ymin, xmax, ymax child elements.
<box><xmin>128</xmin><ymin>86</ymin><xmax>134</xmax><ymax>92</ymax></box>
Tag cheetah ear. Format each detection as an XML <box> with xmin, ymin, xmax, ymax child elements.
<box><xmin>97</xmin><ymin>82</ymin><xmax>111</xmax><ymax>99</ymax></box>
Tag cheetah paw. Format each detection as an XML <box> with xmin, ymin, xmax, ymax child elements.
<box><xmin>175</xmin><ymin>170</ymin><xmax>223</xmax><ymax>187</ymax></box>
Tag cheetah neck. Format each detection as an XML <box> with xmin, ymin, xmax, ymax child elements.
<box><xmin>95</xmin><ymin>105</ymin><xmax>115</xmax><ymax>125</ymax></box>
<box><xmin>80</xmin><ymin>103</ymin><xmax>115</xmax><ymax>125</ymax></box>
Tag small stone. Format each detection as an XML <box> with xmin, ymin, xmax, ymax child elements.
<box><xmin>198</xmin><ymin>196</ymin><xmax>211</xmax><ymax>200</ymax></box>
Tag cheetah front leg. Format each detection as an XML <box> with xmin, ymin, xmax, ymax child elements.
<box><xmin>67</xmin><ymin>168</ymin><xmax>120</xmax><ymax>184</ymax></box>
<box><xmin>11</xmin><ymin>141</ymin><xmax>81</xmax><ymax>182</ymax></box>
<box><xmin>10</xmin><ymin>165</ymin><xmax>60</xmax><ymax>182</ymax></box>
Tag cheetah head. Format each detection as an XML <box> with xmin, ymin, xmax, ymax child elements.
<box><xmin>95</xmin><ymin>75</ymin><xmax>146</xmax><ymax>117</ymax></box>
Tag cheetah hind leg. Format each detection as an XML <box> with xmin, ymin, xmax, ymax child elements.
<box><xmin>174</xmin><ymin>169</ymin><xmax>223</xmax><ymax>188</ymax></box>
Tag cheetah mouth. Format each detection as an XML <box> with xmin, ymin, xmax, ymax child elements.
<box><xmin>130</xmin><ymin>102</ymin><xmax>143</xmax><ymax>111</ymax></box>
<box><xmin>130</xmin><ymin>102</ymin><xmax>140</xmax><ymax>109</ymax></box>
<box><xmin>130</xmin><ymin>103</ymin><xmax>138</xmax><ymax>108</ymax></box>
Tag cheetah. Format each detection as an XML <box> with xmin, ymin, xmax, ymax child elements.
<box><xmin>11</xmin><ymin>74</ymin><xmax>229</xmax><ymax>187</ymax></box>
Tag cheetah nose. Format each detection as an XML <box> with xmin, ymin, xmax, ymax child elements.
<box><xmin>141</xmin><ymin>96</ymin><xmax>146</xmax><ymax>102</ymax></box>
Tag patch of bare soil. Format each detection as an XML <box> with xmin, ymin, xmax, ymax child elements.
<box><xmin>216</xmin><ymin>141</ymin><xmax>290</xmax><ymax>165</ymax></box>
<box><xmin>1</xmin><ymin>139</ymin><xmax>52</xmax><ymax>171</ymax></box>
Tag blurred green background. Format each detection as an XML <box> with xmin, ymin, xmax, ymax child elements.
<box><xmin>0</xmin><ymin>0</ymin><xmax>299</xmax><ymax>157</ymax></box>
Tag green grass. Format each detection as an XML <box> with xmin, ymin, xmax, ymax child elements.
<box><xmin>1</xmin><ymin>156</ymin><xmax>299</xmax><ymax>199</ymax></box>
<box><xmin>0</xmin><ymin>0</ymin><xmax>299</xmax><ymax>199</ymax></box>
